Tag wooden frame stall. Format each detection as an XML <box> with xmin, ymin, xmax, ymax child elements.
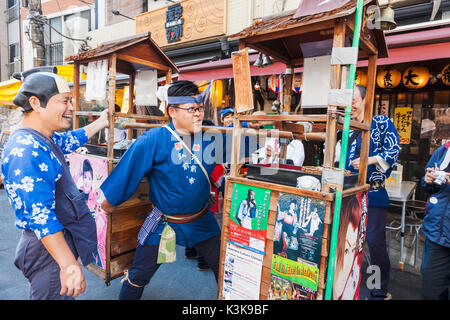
<box><xmin>218</xmin><ymin>0</ymin><xmax>388</xmax><ymax>300</ymax></box>
<box><xmin>66</xmin><ymin>32</ymin><xmax>178</xmax><ymax>285</ymax></box>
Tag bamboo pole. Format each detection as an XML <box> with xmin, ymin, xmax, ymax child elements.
<box><xmin>324</xmin><ymin>0</ymin><xmax>365</xmax><ymax>301</ymax></box>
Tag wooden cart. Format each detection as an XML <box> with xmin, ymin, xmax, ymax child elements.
<box><xmin>218</xmin><ymin>0</ymin><xmax>388</xmax><ymax>300</ymax></box>
<box><xmin>67</xmin><ymin>32</ymin><xmax>178</xmax><ymax>285</ymax></box>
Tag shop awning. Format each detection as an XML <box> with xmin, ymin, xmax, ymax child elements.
<box><xmin>179</xmin><ymin>41</ymin><xmax>450</xmax><ymax>81</ymax></box>
<box><xmin>0</xmin><ymin>65</ymin><xmax>86</xmax><ymax>106</ymax></box>
<box><xmin>0</xmin><ymin>79</ymin><xmax>21</xmax><ymax>106</ymax></box>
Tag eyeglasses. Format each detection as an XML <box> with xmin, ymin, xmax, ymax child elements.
<box><xmin>172</xmin><ymin>105</ymin><xmax>205</xmax><ymax>114</ymax></box>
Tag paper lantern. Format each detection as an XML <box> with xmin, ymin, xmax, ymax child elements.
<box><xmin>292</xmin><ymin>73</ymin><xmax>302</xmax><ymax>93</ymax></box>
<box><xmin>210</xmin><ymin>80</ymin><xmax>223</xmax><ymax>107</ymax></box>
<box><xmin>355</xmin><ymin>70</ymin><xmax>367</xmax><ymax>87</ymax></box>
<box><xmin>402</xmin><ymin>66</ymin><xmax>430</xmax><ymax>89</ymax></box>
<box><xmin>376</xmin><ymin>68</ymin><xmax>401</xmax><ymax>89</ymax></box>
<box><xmin>441</xmin><ymin>64</ymin><xmax>450</xmax><ymax>86</ymax></box>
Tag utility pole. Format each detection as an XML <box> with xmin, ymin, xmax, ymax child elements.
<box><xmin>26</xmin><ymin>0</ymin><xmax>46</xmax><ymax>67</ymax></box>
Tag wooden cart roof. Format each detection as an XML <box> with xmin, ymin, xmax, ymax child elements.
<box><xmin>66</xmin><ymin>32</ymin><xmax>179</xmax><ymax>75</ymax></box>
<box><xmin>229</xmin><ymin>0</ymin><xmax>388</xmax><ymax>65</ymax></box>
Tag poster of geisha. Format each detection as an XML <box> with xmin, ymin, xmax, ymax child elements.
<box><xmin>273</xmin><ymin>193</ymin><xmax>325</xmax><ymax>269</ymax></box>
<box><xmin>332</xmin><ymin>191</ymin><xmax>368</xmax><ymax>300</ymax></box>
<box><xmin>69</xmin><ymin>153</ymin><xmax>108</xmax><ymax>269</ymax></box>
<box><xmin>229</xmin><ymin>183</ymin><xmax>271</xmax><ymax>254</ymax></box>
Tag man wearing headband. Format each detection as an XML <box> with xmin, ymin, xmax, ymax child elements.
<box><xmin>100</xmin><ymin>80</ymin><xmax>222</xmax><ymax>300</ymax></box>
<box><xmin>1</xmin><ymin>67</ymin><xmax>109</xmax><ymax>299</ymax></box>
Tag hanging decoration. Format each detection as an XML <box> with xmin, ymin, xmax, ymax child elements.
<box><xmin>268</xmin><ymin>74</ymin><xmax>279</xmax><ymax>93</ymax></box>
<box><xmin>402</xmin><ymin>66</ymin><xmax>430</xmax><ymax>89</ymax></box>
<box><xmin>291</xmin><ymin>73</ymin><xmax>302</xmax><ymax>93</ymax></box>
<box><xmin>376</xmin><ymin>68</ymin><xmax>401</xmax><ymax>89</ymax></box>
<box><xmin>210</xmin><ymin>80</ymin><xmax>223</xmax><ymax>107</ymax></box>
<box><xmin>441</xmin><ymin>64</ymin><xmax>450</xmax><ymax>86</ymax></box>
<box><xmin>355</xmin><ymin>70</ymin><xmax>367</xmax><ymax>87</ymax></box>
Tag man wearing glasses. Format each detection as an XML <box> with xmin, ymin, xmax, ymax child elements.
<box><xmin>101</xmin><ymin>80</ymin><xmax>223</xmax><ymax>300</ymax></box>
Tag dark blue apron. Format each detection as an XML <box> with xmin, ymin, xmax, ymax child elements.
<box><xmin>13</xmin><ymin>128</ymin><xmax>97</xmax><ymax>266</ymax></box>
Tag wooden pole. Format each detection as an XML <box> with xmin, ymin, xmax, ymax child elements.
<box><xmin>357</xmin><ymin>54</ymin><xmax>377</xmax><ymax>186</ymax></box>
<box><xmin>73</xmin><ymin>62</ymin><xmax>80</xmax><ymax>130</ymax></box>
<box><xmin>322</xmin><ymin>19</ymin><xmax>346</xmax><ymax>179</ymax></box>
<box><xmin>107</xmin><ymin>54</ymin><xmax>117</xmax><ymax>165</ymax></box>
<box><xmin>127</xmin><ymin>72</ymin><xmax>135</xmax><ymax>141</ymax></box>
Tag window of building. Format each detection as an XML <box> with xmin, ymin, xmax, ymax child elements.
<box><xmin>7</xmin><ymin>0</ymin><xmax>17</xmax><ymax>9</ymax></box>
<box><xmin>9</xmin><ymin>42</ymin><xmax>19</xmax><ymax>63</ymax></box>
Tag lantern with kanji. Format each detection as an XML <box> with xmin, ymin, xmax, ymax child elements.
<box><xmin>376</xmin><ymin>68</ymin><xmax>401</xmax><ymax>89</ymax></box>
<box><xmin>355</xmin><ymin>70</ymin><xmax>367</xmax><ymax>87</ymax></box>
<box><xmin>292</xmin><ymin>73</ymin><xmax>302</xmax><ymax>93</ymax></box>
<box><xmin>441</xmin><ymin>64</ymin><xmax>450</xmax><ymax>86</ymax></box>
<box><xmin>402</xmin><ymin>66</ymin><xmax>430</xmax><ymax>89</ymax></box>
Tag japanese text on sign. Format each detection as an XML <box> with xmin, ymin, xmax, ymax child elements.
<box><xmin>393</xmin><ymin>107</ymin><xmax>413</xmax><ymax>144</ymax></box>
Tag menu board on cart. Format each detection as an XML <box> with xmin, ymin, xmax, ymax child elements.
<box><xmin>229</xmin><ymin>183</ymin><xmax>271</xmax><ymax>254</ymax></box>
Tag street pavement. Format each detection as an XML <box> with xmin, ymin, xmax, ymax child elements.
<box><xmin>0</xmin><ymin>188</ymin><xmax>423</xmax><ymax>300</ymax></box>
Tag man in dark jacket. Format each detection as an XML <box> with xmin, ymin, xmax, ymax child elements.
<box><xmin>421</xmin><ymin>141</ymin><xmax>450</xmax><ymax>300</ymax></box>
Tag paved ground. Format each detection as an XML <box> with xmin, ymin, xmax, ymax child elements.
<box><xmin>0</xmin><ymin>189</ymin><xmax>424</xmax><ymax>300</ymax></box>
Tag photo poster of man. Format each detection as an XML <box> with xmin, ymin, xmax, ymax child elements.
<box><xmin>273</xmin><ymin>193</ymin><xmax>326</xmax><ymax>269</ymax></box>
<box><xmin>270</xmin><ymin>254</ymin><xmax>319</xmax><ymax>292</ymax></box>
<box><xmin>222</xmin><ymin>243</ymin><xmax>264</xmax><ymax>300</ymax></box>
<box><xmin>332</xmin><ymin>191</ymin><xmax>368</xmax><ymax>300</ymax></box>
<box><xmin>229</xmin><ymin>183</ymin><xmax>271</xmax><ymax>255</ymax></box>
<box><xmin>69</xmin><ymin>153</ymin><xmax>109</xmax><ymax>269</ymax></box>
<box><xmin>268</xmin><ymin>274</ymin><xmax>316</xmax><ymax>300</ymax></box>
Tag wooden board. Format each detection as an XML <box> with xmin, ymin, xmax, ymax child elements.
<box><xmin>231</xmin><ymin>48</ymin><xmax>254</xmax><ymax>114</ymax></box>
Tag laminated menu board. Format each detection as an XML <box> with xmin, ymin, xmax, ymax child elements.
<box><xmin>229</xmin><ymin>183</ymin><xmax>271</xmax><ymax>255</ymax></box>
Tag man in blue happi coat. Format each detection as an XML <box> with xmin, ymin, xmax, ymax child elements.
<box><xmin>101</xmin><ymin>80</ymin><xmax>225</xmax><ymax>300</ymax></box>
<box><xmin>335</xmin><ymin>85</ymin><xmax>400</xmax><ymax>300</ymax></box>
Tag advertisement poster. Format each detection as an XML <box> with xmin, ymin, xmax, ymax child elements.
<box><xmin>332</xmin><ymin>191</ymin><xmax>368</xmax><ymax>300</ymax></box>
<box><xmin>69</xmin><ymin>154</ymin><xmax>108</xmax><ymax>269</ymax></box>
<box><xmin>229</xmin><ymin>183</ymin><xmax>271</xmax><ymax>254</ymax></box>
<box><xmin>271</xmin><ymin>254</ymin><xmax>319</xmax><ymax>291</ymax></box>
<box><xmin>273</xmin><ymin>193</ymin><xmax>326</xmax><ymax>268</ymax></box>
<box><xmin>268</xmin><ymin>274</ymin><xmax>316</xmax><ymax>300</ymax></box>
<box><xmin>222</xmin><ymin>243</ymin><xmax>264</xmax><ymax>300</ymax></box>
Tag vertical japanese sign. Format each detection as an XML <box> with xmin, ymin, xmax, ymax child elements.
<box><xmin>229</xmin><ymin>183</ymin><xmax>271</xmax><ymax>254</ymax></box>
<box><xmin>393</xmin><ymin>107</ymin><xmax>413</xmax><ymax>144</ymax></box>
<box><xmin>165</xmin><ymin>3</ymin><xmax>184</xmax><ymax>43</ymax></box>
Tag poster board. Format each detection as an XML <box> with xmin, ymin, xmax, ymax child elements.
<box><xmin>69</xmin><ymin>154</ymin><xmax>109</xmax><ymax>269</ymax></box>
<box><xmin>218</xmin><ymin>178</ymin><xmax>369</xmax><ymax>300</ymax></box>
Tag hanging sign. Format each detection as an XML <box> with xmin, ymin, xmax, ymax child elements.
<box><xmin>402</xmin><ymin>66</ymin><xmax>430</xmax><ymax>89</ymax></box>
<box><xmin>376</xmin><ymin>68</ymin><xmax>401</xmax><ymax>89</ymax></box>
<box><xmin>268</xmin><ymin>75</ymin><xmax>279</xmax><ymax>93</ymax></box>
<box><xmin>393</xmin><ymin>107</ymin><xmax>413</xmax><ymax>144</ymax></box>
<box><xmin>292</xmin><ymin>74</ymin><xmax>302</xmax><ymax>93</ymax></box>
